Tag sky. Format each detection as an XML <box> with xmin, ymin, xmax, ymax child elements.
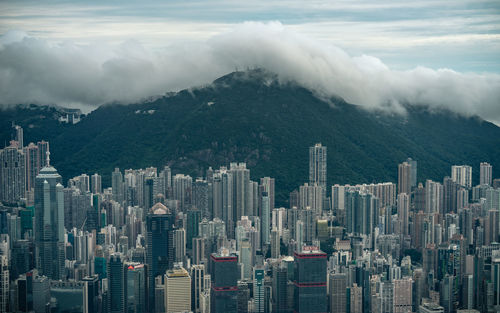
<box><xmin>0</xmin><ymin>0</ymin><xmax>499</xmax><ymax>123</ymax></box>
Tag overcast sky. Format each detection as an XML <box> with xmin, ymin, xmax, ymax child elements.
<box><xmin>0</xmin><ymin>0</ymin><xmax>499</xmax><ymax>123</ymax></box>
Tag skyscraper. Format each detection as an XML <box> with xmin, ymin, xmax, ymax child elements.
<box><xmin>34</xmin><ymin>156</ymin><xmax>65</xmax><ymax>280</ymax></box>
<box><xmin>0</xmin><ymin>142</ymin><xmax>26</xmax><ymax>204</ymax></box>
<box><xmin>210</xmin><ymin>248</ymin><xmax>238</xmax><ymax>313</ymax></box>
<box><xmin>398</xmin><ymin>161</ymin><xmax>412</xmax><ymax>195</ymax></box>
<box><xmin>82</xmin><ymin>275</ymin><xmax>99</xmax><ymax>313</ymax></box>
<box><xmin>112</xmin><ymin>168</ymin><xmax>124</xmax><ymax>204</ymax></box>
<box><xmin>253</xmin><ymin>268</ymin><xmax>265</xmax><ymax>313</ymax></box>
<box><xmin>91</xmin><ymin>173</ymin><xmax>102</xmax><ymax>194</ymax></box>
<box><xmin>0</xmin><ymin>255</ymin><xmax>8</xmax><ymax>313</ymax></box>
<box><xmin>124</xmin><ymin>262</ymin><xmax>147</xmax><ymax>313</ymax></box>
<box><xmin>480</xmin><ymin>162</ymin><xmax>493</xmax><ymax>186</ymax></box>
<box><xmin>24</xmin><ymin>143</ymin><xmax>39</xmax><ymax>193</ymax></box>
<box><xmin>329</xmin><ymin>272</ymin><xmax>347</xmax><ymax>313</ymax></box>
<box><xmin>146</xmin><ymin>202</ymin><xmax>174</xmax><ymax>312</ymax></box>
<box><xmin>294</xmin><ymin>246</ymin><xmax>327</xmax><ymax>313</ymax></box>
<box><xmin>108</xmin><ymin>254</ymin><xmax>124</xmax><ymax>313</ymax></box>
<box><xmin>309</xmin><ymin>143</ymin><xmax>327</xmax><ymax>189</ymax></box>
<box><xmin>451</xmin><ymin>165</ymin><xmax>472</xmax><ymax>188</ymax></box>
<box><xmin>165</xmin><ymin>267</ymin><xmax>191</xmax><ymax>313</ymax></box>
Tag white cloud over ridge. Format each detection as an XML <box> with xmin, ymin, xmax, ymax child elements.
<box><xmin>0</xmin><ymin>22</ymin><xmax>499</xmax><ymax>123</ymax></box>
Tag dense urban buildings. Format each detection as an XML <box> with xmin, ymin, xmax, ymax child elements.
<box><xmin>0</xmin><ymin>128</ymin><xmax>500</xmax><ymax>313</ymax></box>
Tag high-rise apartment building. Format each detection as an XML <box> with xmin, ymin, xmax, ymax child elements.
<box><xmin>398</xmin><ymin>161</ymin><xmax>412</xmax><ymax>195</ymax></box>
<box><xmin>451</xmin><ymin>165</ymin><xmax>472</xmax><ymax>188</ymax></box>
<box><xmin>91</xmin><ymin>173</ymin><xmax>102</xmax><ymax>194</ymax></box>
<box><xmin>0</xmin><ymin>142</ymin><xmax>26</xmax><ymax>204</ymax></box>
<box><xmin>309</xmin><ymin>143</ymin><xmax>327</xmax><ymax>189</ymax></box>
<box><xmin>480</xmin><ymin>162</ymin><xmax>493</xmax><ymax>186</ymax></box>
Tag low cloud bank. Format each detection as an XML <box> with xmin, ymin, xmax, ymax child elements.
<box><xmin>1</xmin><ymin>22</ymin><xmax>499</xmax><ymax>122</ymax></box>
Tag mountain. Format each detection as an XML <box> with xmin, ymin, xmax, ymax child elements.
<box><xmin>2</xmin><ymin>69</ymin><xmax>500</xmax><ymax>204</ymax></box>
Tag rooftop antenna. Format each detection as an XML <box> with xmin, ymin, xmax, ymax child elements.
<box><xmin>46</xmin><ymin>150</ymin><xmax>50</xmax><ymax>167</ymax></box>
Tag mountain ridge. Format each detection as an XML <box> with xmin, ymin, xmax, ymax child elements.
<box><xmin>1</xmin><ymin>70</ymin><xmax>499</xmax><ymax>204</ymax></box>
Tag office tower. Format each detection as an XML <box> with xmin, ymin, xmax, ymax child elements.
<box><xmin>329</xmin><ymin>272</ymin><xmax>347</xmax><ymax>313</ymax></box>
<box><xmin>146</xmin><ymin>203</ymin><xmax>174</xmax><ymax>312</ymax></box>
<box><xmin>393</xmin><ymin>278</ymin><xmax>412</xmax><ymax>313</ymax></box>
<box><xmin>398</xmin><ymin>161</ymin><xmax>412</xmax><ymax>195</ymax></box>
<box><xmin>210</xmin><ymin>249</ymin><xmax>238</xmax><ymax>313</ymax></box>
<box><xmin>191</xmin><ymin>264</ymin><xmax>210</xmax><ymax>313</ymax></box>
<box><xmin>0</xmin><ymin>255</ymin><xmax>8</xmax><ymax>313</ymax></box>
<box><xmin>480</xmin><ymin>162</ymin><xmax>493</xmax><ymax>185</ymax></box>
<box><xmin>173</xmin><ymin>173</ymin><xmax>192</xmax><ymax>211</ymax></box>
<box><xmin>112</xmin><ymin>168</ymin><xmax>124</xmax><ymax>204</ymax></box>
<box><xmin>165</xmin><ymin>267</ymin><xmax>191</xmax><ymax>313</ymax></box>
<box><xmin>193</xmin><ymin>178</ymin><xmax>209</xmax><ymax>218</ymax></box>
<box><xmin>91</xmin><ymin>173</ymin><xmax>102</xmax><ymax>194</ymax></box>
<box><xmin>309</xmin><ymin>143</ymin><xmax>327</xmax><ymax>189</ymax></box>
<box><xmin>83</xmin><ymin>275</ymin><xmax>99</xmax><ymax>313</ymax></box>
<box><xmin>34</xmin><ymin>158</ymin><xmax>65</xmax><ymax>280</ymax></box>
<box><xmin>299</xmin><ymin>183</ymin><xmax>324</xmax><ymax>214</ymax></box>
<box><xmin>174</xmin><ymin>228</ymin><xmax>186</xmax><ymax>263</ymax></box>
<box><xmin>425</xmin><ymin>180</ymin><xmax>443</xmax><ymax>213</ymax></box>
<box><xmin>229</xmin><ymin>162</ymin><xmax>251</xmax><ymax>219</ymax></box>
<box><xmin>271</xmin><ymin>228</ymin><xmax>280</xmax><ymax>258</ymax></box>
<box><xmin>397</xmin><ymin>193</ymin><xmax>410</xmax><ymax>236</ymax></box>
<box><xmin>260</xmin><ymin>177</ymin><xmax>275</xmax><ymax>212</ymax></box>
<box><xmin>261</xmin><ymin>192</ymin><xmax>271</xmax><ymax>245</ymax></box>
<box><xmin>124</xmin><ymin>263</ymin><xmax>147</xmax><ymax>313</ymax></box>
<box><xmin>24</xmin><ymin>143</ymin><xmax>39</xmax><ymax>192</ymax></box>
<box><xmin>254</xmin><ymin>268</ymin><xmax>265</xmax><ymax>313</ymax></box>
<box><xmin>349</xmin><ymin>284</ymin><xmax>363</xmax><ymax>313</ymax></box>
<box><xmin>237</xmin><ymin>281</ymin><xmax>250</xmax><ymax>313</ymax></box>
<box><xmin>272</xmin><ymin>264</ymin><xmax>288</xmax><ymax>313</ymax></box>
<box><xmin>294</xmin><ymin>247</ymin><xmax>327</xmax><ymax>313</ymax></box>
<box><xmin>108</xmin><ymin>254</ymin><xmax>124</xmax><ymax>313</ymax></box>
<box><xmin>0</xmin><ymin>142</ymin><xmax>26</xmax><ymax>203</ymax></box>
<box><xmin>33</xmin><ymin>275</ymin><xmax>50</xmax><ymax>313</ymax></box>
<box><xmin>187</xmin><ymin>209</ymin><xmax>201</xmax><ymax>249</ymax></box>
<box><xmin>17</xmin><ymin>272</ymin><xmax>33</xmax><ymax>312</ymax></box>
<box><xmin>239</xmin><ymin>238</ymin><xmax>253</xmax><ymax>280</ymax></box>
<box><xmin>451</xmin><ymin>165</ymin><xmax>472</xmax><ymax>188</ymax></box>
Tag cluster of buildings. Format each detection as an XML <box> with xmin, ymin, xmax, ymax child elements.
<box><xmin>0</xmin><ymin>125</ymin><xmax>500</xmax><ymax>313</ymax></box>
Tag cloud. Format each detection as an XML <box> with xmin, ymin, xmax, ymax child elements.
<box><xmin>0</xmin><ymin>22</ymin><xmax>499</xmax><ymax>124</ymax></box>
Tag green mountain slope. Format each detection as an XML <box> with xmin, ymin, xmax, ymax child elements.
<box><xmin>1</xmin><ymin>70</ymin><xmax>499</xmax><ymax>204</ymax></box>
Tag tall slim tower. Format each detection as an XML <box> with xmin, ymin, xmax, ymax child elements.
<box><xmin>398</xmin><ymin>161</ymin><xmax>412</xmax><ymax>195</ymax></box>
<box><xmin>91</xmin><ymin>173</ymin><xmax>102</xmax><ymax>194</ymax></box>
<box><xmin>309</xmin><ymin>143</ymin><xmax>327</xmax><ymax>189</ymax></box>
<box><xmin>146</xmin><ymin>202</ymin><xmax>174</xmax><ymax>312</ymax></box>
<box><xmin>0</xmin><ymin>142</ymin><xmax>26</xmax><ymax>204</ymax></box>
<box><xmin>108</xmin><ymin>254</ymin><xmax>124</xmax><ymax>313</ymax></box>
<box><xmin>480</xmin><ymin>162</ymin><xmax>493</xmax><ymax>186</ymax></box>
<box><xmin>34</xmin><ymin>155</ymin><xmax>65</xmax><ymax>280</ymax></box>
